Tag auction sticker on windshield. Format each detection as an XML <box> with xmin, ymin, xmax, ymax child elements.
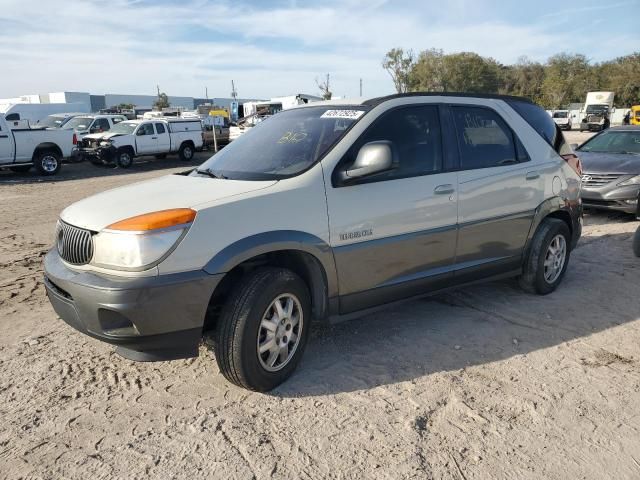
<box><xmin>320</xmin><ymin>110</ymin><xmax>365</xmax><ymax>120</ymax></box>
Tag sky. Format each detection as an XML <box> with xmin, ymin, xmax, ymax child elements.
<box><xmin>0</xmin><ymin>0</ymin><xmax>638</xmax><ymax>100</ymax></box>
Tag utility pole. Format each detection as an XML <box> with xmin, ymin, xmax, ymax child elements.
<box><xmin>205</xmin><ymin>87</ymin><xmax>208</xmax><ymax>101</ymax></box>
<box><xmin>230</xmin><ymin>80</ymin><xmax>237</xmax><ymax>100</ymax></box>
<box><xmin>156</xmin><ymin>85</ymin><xmax>160</xmax><ymax>96</ymax></box>
<box><xmin>359</xmin><ymin>78</ymin><xmax>363</xmax><ymax>97</ymax></box>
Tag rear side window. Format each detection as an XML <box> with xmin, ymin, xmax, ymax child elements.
<box><xmin>155</xmin><ymin>123</ymin><xmax>166</xmax><ymax>134</ymax></box>
<box><xmin>349</xmin><ymin>104</ymin><xmax>443</xmax><ymax>181</ymax></box>
<box><xmin>507</xmin><ymin>99</ymin><xmax>572</xmax><ymax>156</ymax></box>
<box><xmin>452</xmin><ymin>106</ymin><xmax>521</xmax><ymax>169</ymax></box>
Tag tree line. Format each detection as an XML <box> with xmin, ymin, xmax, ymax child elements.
<box><xmin>383</xmin><ymin>48</ymin><xmax>640</xmax><ymax>109</ymax></box>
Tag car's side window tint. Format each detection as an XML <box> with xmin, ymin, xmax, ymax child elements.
<box><xmin>139</xmin><ymin>123</ymin><xmax>155</xmax><ymax>135</ymax></box>
<box><xmin>155</xmin><ymin>123</ymin><xmax>166</xmax><ymax>134</ymax></box>
<box><xmin>351</xmin><ymin>105</ymin><xmax>443</xmax><ymax>182</ymax></box>
<box><xmin>452</xmin><ymin>106</ymin><xmax>520</xmax><ymax>169</ymax></box>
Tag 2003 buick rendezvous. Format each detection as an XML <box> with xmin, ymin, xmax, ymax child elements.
<box><xmin>44</xmin><ymin>93</ymin><xmax>582</xmax><ymax>391</ymax></box>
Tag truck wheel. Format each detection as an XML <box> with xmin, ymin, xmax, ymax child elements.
<box><xmin>9</xmin><ymin>165</ymin><xmax>32</xmax><ymax>173</ymax></box>
<box><xmin>633</xmin><ymin>226</ymin><xmax>640</xmax><ymax>258</ymax></box>
<box><xmin>214</xmin><ymin>267</ymin><xmax>311</xmax><ymax>391</ymax></box>
<box><xmin>116</xmin><ymin>149</ymin><xmax>133</xmax><ymax>168</ymax></box>
<box><xmin>519</xmin><ymin>218</ymin><xmax>571</xmax><ymax>295</ymax></box>
<box><xmin>178</xmin><ymin>143</ymin><xmax>194</xmax><ymax>161</ymax></box>
<box><xmin>35</xmin><ymin>150</ymin><xmax>61</xmax><ymax>176</ymax></box>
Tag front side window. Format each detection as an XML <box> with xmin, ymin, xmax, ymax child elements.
<box><xmin>452</xmin><ymin>106</ymin><xmax>519</xmax><ymax>169</ymax></box>
<box><xmin>93</xmin><ymin>118</ymin><xmax>110</xmax><ymax>131</ymax></box>
<box><xmin>195</xmin><ymin>106</ymin><xmax>369</xmax><ymax>180</ymax></box>
<box><xmin>344</xmin><ymin>105</ymin><xmax>443</xmax><ymax>182</ymax></box>
<box><xmin>137</xmin><ymin>123</ymin><xmax>155</xmax><ymax>136</ymax></box>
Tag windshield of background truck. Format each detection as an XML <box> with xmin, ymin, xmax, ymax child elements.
<box><xmin>108</xmin><ymin>122</ymin><xmax>138</xmax><ymax>134</ymax></box>
<box><xmin>195</xmin><ymin>106</ymin><xmax>369</xmax><ymax>180</ymax></box>
<box><xmin>62</xmin><ymin>116</ymin><xmax>93</xmax><ymax>130</ymax></box>
<box><xmin>586</xmin><ymin>105</ymin><xmax>609</xmax><ymax>114</ymax></box>
<box><xmin>578</xmin><ymin>131</ymin><xmax>640</xmax><ymax>154</ymax></box>
<box><xmin>553</xmin><ymin>112</ymin><xmax>568</xmax><ymax>118</ymax></box>
<box><xmin>40</xmin><ymin>115</ymin><xmax>66</xmax><ymax>128</ymax></box>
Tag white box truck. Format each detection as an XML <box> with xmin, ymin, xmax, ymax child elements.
<box><xmin>580</xmin><ymin>92</ymin><xmax>615</xmax><ymax>132</ymax></box>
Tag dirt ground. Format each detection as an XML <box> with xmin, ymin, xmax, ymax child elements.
<box><xmin>2</xmin><ymin>136</ymin><xmax>640</xmax><ymax>480</ymax></box>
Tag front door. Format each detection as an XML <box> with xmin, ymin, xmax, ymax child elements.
<box><xmin>450</xmin><ymin>104</ymin><xmax>543</xmax><ymax>281</ymax></box>
<box><xmin>325</xmin><ymin>104</ymin><xmax>458</xmax><ymax>313</ymax></box>
<box><xmin>135</xmin><ymin>123</ymin><xmax>157</xmax><ymax>154</ymax></box>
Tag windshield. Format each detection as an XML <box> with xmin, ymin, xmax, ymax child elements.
<box><xmin>586</xmin><ymin>104</ymin><xmax>609</xmax><ymax>115</ymax></box>
<box><xmin>194</xmin><ymin>106</ymin><xmax>369</xmax><ymax>180</ymax></box>
<box><xmin>39</xmin><ymin>115</ymin><xmax>67</xmax><ymax>128</ymax></box>
<box><xmin>109</xmin><ymin>122</ymin><xmax>138</xmax><ymax>134</ymax></box>
<box><xmin>553</xmin><ymin>111</ymin><xmax>568</xmax><ymax>118</ymax></box>
<box><xmin>62</xmin><ymin>116</ymin><xmax>93</xmax><ymax>130</ymax></box>
<box><xmin>579</xmin><ymin>130</ymin><xmax>640</xmax><ymax>154</ymax></box>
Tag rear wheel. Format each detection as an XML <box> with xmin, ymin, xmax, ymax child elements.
<box><xmin>35</xmin><ymin>150</ymin><xmax>61</xmax><ymax>176</ymax></box>
<box><xmin>9</xmin><ymin>165</ymin><xmax>31</xmax><ymax>173</ymax></box>
<box><xmin>116</xmin><ymin>149</ymin><xmax>133</xmax><ymax>168</ymax></box>
<box><xmin>519</xmin><ymin>218</ymin><xmax>571</xmax><ymax>295</ymax></box>
<box><xmin>178</xmin><ymin>143</ymin><xmax>194</xmax><ymax>161</ymax></box>
<box><xmin>214</xmin><ymin>267</ymin><xmax>311</xmax><ymax>391</ymax></box>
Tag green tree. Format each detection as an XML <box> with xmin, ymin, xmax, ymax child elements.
<box><xmin>153</xmin><ymin>92</ymin><xmax>170</xmax><ymax>110</ymax></box>
<box><xmin>382</xmin><ymin>48</ymin><xmax>415</xmax><ymax>93</ymax></box>
<box><xmin>117</xmin><ymin>103</ymin><xmax>135</xmax><ymax>109</ymax></box>
<box><xmin>499</xmin><ymin>56</ymin><xmax>545</xmax><ymax>102</ymax></box>
<box><xmin>598</xmin><ymin>53</ymin><xmax>640</xmax><ymax>106</ymax></box>
<box><xmin>410</xmin><ymin>51</ymin><xmax>501</xmax><ymax>93</ymax></box>
<box><xmin>315</xmin><ymin>73</ymin><xmax>332</xmax><ymax>100</ymax></box>
<box><xmin>541</xmin><ymin>53</ymin><xmax>595</xmax><ymax>108</ymax></box>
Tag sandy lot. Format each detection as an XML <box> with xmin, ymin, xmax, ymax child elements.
<box><xmin>2</xmin><ymin>138</ymin><xmax>640</xmax><ymax>480</ymax></box>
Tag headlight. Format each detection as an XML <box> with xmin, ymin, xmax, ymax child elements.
<box><xmin>618</xmin><ymin>175</ymin><xmax>640</xmax><ymax>186</ymax></box>
<box><xmin>91</xmin><ymin>208</ymin><xmax>196</xmax><ymax>270</ymax></box>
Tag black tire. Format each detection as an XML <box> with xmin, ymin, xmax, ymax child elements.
<box><xmin>178</xmin><ymin>143</ymin><xmax>194</xmax><ymax>161</ymax></box>
<box><xmin>9</xmin><ymin>165</ymin><xmax>31</xmax><ymax>173</ymax></box>
<box><xmin>116</xmin><ymin>148</ymin><xmax>133</xmax><ymax>168</ymax></box>
<box><xmin>214</xmin><ymin>267</ymin><xmax>311</xmax><ymax>391</ymax></box>
<box><xmin>519</xmin><ymin>218</ymin><xmax>571</xmax><ymax>295</ymax></box>
<box><xmin>154</xmin><ymin>153</ymin><xmax>167</xmax><ymax>159</ymax></box>
<box><xmin>633</xmin><ymin>226</ymin><xmax>640</xmax><ymax>258</ymax></box>
<box><xmin>34</xmin><ymin>150</ymin><xmax>61</xmax><ymax>176</ymax></box>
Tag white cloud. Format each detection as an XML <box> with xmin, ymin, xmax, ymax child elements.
<box><xmin>0</xmin><ymin>0</ymin><xmax>637</xmax><ymax>99</ymax></box>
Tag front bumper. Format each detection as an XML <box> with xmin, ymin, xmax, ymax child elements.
<box><xmin>581</xmin><ymin>186</ymin><xmax>640</xmax><ymax>214</ymax></box>
<box><xmin>43</xmin><ymin>249</ymin><xmax>222</xmax><ymax>361</ymax></box>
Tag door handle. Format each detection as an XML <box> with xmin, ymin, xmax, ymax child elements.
<box><xmin>434</xmin><ymin>184</ymin><xmax>455</xmax><ymax>195</ymax></box>
<box><xmin>526</xmin><ymin>171</ymin><xmax>540</xmax><ymax>180</ymax></box>
<box><xmin>0</xmin><ymin>135</ymin><xmax>7</xmax><ymax>138</ymax></box>
<box><xmin>151</xmin><ymin>136</ymin><xmax>158</xmax><ymax>139</ymax></box>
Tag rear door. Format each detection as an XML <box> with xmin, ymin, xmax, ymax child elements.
<box><xmin>134</xmin><ymin>123</ymin><xmax>157</xmax><ymax>154</ymax></box>
<box><xmin>154</xmin><ymin>123</ymin><xmax>170</xmax><ymax>152</ymax></box>
<box><xmin>0</xmin><ymin>120</ymin><xmax>14</xmax><ymax>164</ymax></box>
<box><xmin>326</xmin><ymin>103</ymin><xmax>459</xmax><ymax>313</ymax></box>
<box><xmin>450</xmin><ymin>103</ymin><xmax>543</xmax><ymax>281</ymax></box>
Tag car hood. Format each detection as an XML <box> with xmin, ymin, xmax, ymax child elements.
<box><xmin>577</xmin><ymin>151</ymin><xmax>640</xmax><ymax>174</ymax></box>
<box><xmin>84</xmin><ymin>132</ymin><xmax>124</xmax><ymax>140</ymax></box>
<box><xmin>60</xmin><ymin>174</ymin><xmax>277</xmax><ymax>231</ymax></box>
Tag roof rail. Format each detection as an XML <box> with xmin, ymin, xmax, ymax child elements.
<box><xmin>363</xmin><ymin>92</ymin><xmax>535</xmax><ymax>107</ymax></box>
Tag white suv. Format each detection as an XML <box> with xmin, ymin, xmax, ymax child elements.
<box><xmin>44</xmin><ymin>93</ymin><xmax>583</xmax><ymax>391</ymax></box>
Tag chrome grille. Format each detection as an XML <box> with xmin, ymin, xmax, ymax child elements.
<box><xmin>581</xmin><ymin>173</ymin><xmax>620</xmax><ymax>188</ymax></box>
<box><xmin>56</xmin><ymin>221</ymin><xmax>94</xmax><ymax>265</ymax></box>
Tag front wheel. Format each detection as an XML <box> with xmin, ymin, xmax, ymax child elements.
<box><xmin>214</xmin><ymin>267</ymin><xmax>311</xmax><ymax>391</ymax></box>
<box><xmin>633</xmin><ymin>225</ymin><xmax>640</xmax><ymax>258</ymax></box>
<box><xmin>178</xmin><ymin>143</ymin><xmax>194</xmax><ymax>161</ymax></box>
<box><xmin>519</xmin><ymin>218</ymin><xmax>571</xmax><ymax>295</ymax></box>
<box><xmin>35</xmin><ymin>150</ymin><xmax>61</xmax><ymax>176</ymax></box>
<box><xmin>116</xmin><ymin>149</ymin><xmax>133</xmax><ymax>168</ymax></box>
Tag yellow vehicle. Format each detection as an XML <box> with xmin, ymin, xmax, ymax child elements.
<box><xmin>208</xmin><ymin>109</ymin><xmax>229</xmax><ymax>119</ymax></box>
<box><xmin>631</xmin><ymin>105</ymin><xmax>640</xmax><ymax>126</ymax></box>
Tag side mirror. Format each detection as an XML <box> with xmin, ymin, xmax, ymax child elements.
<box><xmin>570</xmin><ymin>143</ymin><xmax>579</xmax><ymax>150</ymax></box>
<box><xmin>339</xmin><ymin>141</ymin><xmax>394</xmax><ymax>183</ymax></box>
<box><xmin>136</xmin><ymin>129</ymin><xmax>145</xmax><ymax>136</ymax></box>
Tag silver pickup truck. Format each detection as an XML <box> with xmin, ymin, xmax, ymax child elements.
<box><xmin>0</xmin><ymin>116</ymin><xmax>74</xmax><ymax>175</ymax></box>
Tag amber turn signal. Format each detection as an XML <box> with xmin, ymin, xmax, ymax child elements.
<box><xmin>106</xmin><ymin>208</ymin><xmax>197</xmax><ymax>231</ymax></box>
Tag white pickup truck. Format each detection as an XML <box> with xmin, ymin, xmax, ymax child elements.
<box><xmin>78</xmin><ymin>118</ymin><xmax>203</xmax><ymax>168</ymax></box>
<box><xmin>0</xmin><ymin>115</ymin><xmax>74</xmax><ymax>175</ymax></box>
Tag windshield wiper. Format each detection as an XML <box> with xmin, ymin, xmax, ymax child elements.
<box><xmin>195</xmin><ymin>168</ymin><xmax>228</xmax><ymax>179</ymax></box>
